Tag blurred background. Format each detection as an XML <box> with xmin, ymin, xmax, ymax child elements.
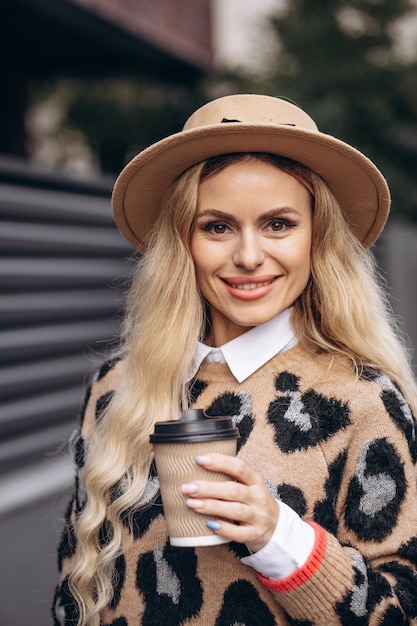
<box><xmin>1</xmin><ymin>0</ymin><xmax>416</xmax><ymax>623</ymax></box>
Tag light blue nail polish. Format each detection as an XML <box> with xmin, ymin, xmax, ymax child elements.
<box><xmin>206</xmin><ymin>520</ymin><xmax>221</xmax><ymax>531</ymax></box>
<box><xmin>196</xmin><ymin>455</ymin><xmax>212</xmax><ymax>465</ymax></box>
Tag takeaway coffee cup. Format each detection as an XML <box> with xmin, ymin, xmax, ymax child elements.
<box><xmin>150</xmin><ymin>409</ymin><xmax>239</xmax><ymax>547</ymax></box>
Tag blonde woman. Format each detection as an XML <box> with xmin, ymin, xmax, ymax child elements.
<box><xmin>53</xmin><ymin>95</ymin><xmax>417</xmax><ymax>626</ymax></box>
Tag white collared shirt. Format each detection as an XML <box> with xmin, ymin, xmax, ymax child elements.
<box><xmin>188</xmin><ymin>306</ymin><xmax>315</xmax><ymax>581</ymax></box>
<box><xmin>188</xmin><ymin>306</ymin><xmax>297</xmax><ymax>383</ymax></box>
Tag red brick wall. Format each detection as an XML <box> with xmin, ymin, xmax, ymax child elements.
<box><xmin>70</xmin><ymin>0</ymin><xmax>212</xmax><ymax>70</ymax></box>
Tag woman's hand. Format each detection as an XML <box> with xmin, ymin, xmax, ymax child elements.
<box><xmin>180</xmin><ymin>453</ymin><xmax>279</xmax><ymax>553</ymax></box>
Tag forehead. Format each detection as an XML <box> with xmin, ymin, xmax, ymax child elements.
<box><xmin>199</xmin><ymin>155</ymin><xmax>314</xmax><ymax>198</ymax></box>
<box><xmin>197</xmin><ymin>159</ymin><xmax>313</xmax><ymax>211</ymax></box>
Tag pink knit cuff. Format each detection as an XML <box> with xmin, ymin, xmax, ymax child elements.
<box><xmin>255</xmin><ymin>522</ymin><xmax>327</xmax><ymax>593</ymax></box>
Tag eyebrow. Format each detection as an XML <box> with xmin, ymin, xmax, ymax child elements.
<box><xmin>195</xmin><ymin>207</ymin><xmax>302</xmax><ymax>220</ymax></box>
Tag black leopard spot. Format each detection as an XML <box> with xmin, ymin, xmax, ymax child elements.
<box><xmin>120</xmin><ymin>462</ymin><xmax>163</xmax><ymax>539</ymax></box>
<box><xmin>73</xmin><ymin>434</ymin><xmax>88</xmax><ymax>469</ymax></box>
<box><xmin>97</xmin><ymin>358</ymin><xmax>120</xmax><ymax>381</ymax></box>
<box><xmin>98</xmin><ymin>519</ymin><xmax>114</xmax><ymax>547</ymax></box>
<box><xmin>360</xmin><ymin>371</ymin><xmax>417</xmax><ymax>463</ymax></box>
<box><xmin>137</xmin><ymin>544</ymin><xmax>203</xmax><ymax>626</ymax></box>
<box><xmin>344</xmin><ymin>438</ymin><xmax>406</xmax><ymax>541</ymax></box>
<box><xmin>359</xmin><ymin>366</ymin><xmax>381</xmax><ymax>382</ymax></box>
<box><xmin>79</xmin><ymin>384</ymin><xmax>92</xmax><ymax>428</ymax></box>
<box><xmin>95</xmin><ymin>391</ymin><xmax>114</xmax><ymax>420</ymax></box>
<box><xmin>381</xmin><ymin>387</ymin><xmax>417</xmax><ymax>463</ymax></box>
<box><xmin>378</xmin><ymin>605</ymin><xmax>407</xmax><ymax>626</ymax></box>
<box><xmin>205</xmin><ymin>391</ymin><xmax>243</xmax><ymax>416</ymax></box>
<box><xmin>366</xmin><ymin>566</ymin><xmax>394</xmax><ymax>613</ymax></box>
<box><xmin>188</xmin><ymin>378</ymin><xmax>208</xmax><ymax>404</ymax></box>
<box><xmin>285</xmin><ymin>617</ymin><xmax>314</xmax><ymax>626</ymax></box>
<box><xmin>227</xmin><ymin>541</ymin><xmax>251</xmax><ymax>559</ymax></box>
<box><xmin>79</xmin><ymin>359</ymin><xmax>119</xmax><ymax>427</ymax></box>
<box><xmin>102</xmin><ymin>618</ymin><xmax>128</xmax><ymax>626</ymax></box>
<box><xmin>268</xmin><ymin>372</ymin><xmax>350</xmax><ymax>452</ymax></box>
<box><xmin>275</xmin><ymin>371</ymin><xmax>299</xmax><ymax>393</ymax></box>
<box><xmin>109</xmin><ymin>554</ymin><xmax>126</xmax><ymax>611</ymax></box>
<box><xmin>205</xmin><ymin>391</ymin><xmax>254</xmax><ymax>451</ymax></box>
<box><xmin>377</xmin><ymin>561</ymin><xmax>417</xmax><ymax>618</ymax></box>
<box><xmin>124</xmin><ymin>494</ymin><xmax>163</xmax><ymax>540</ymax></box>
<box><xmin>51</xmin><ymin>576</ymin><xmax>79</xmax><ymax>626</ymax></box>
<box><xmin>336</xmin><ymin>554</ymin><xmax>369</xmax><ymax>625</ymax></box>
<box><xmin>215</xmin><ymin>579</ymin><xmax>276</xmax><ymax>626</ymax></box>
<box><xmin>75</xmin><ymin>473</ymin><xmax>86</xmax><ymax>514</ymax></box>
<box><xmin>57</xmin><ymin>497</ymin><xmax>77</xmax><ymax>571</ymax></box>
<box><xmin>276</xmin><ymin>483</ymin><xmax>307</xmax><ymax>517</ymax></box>
<box><xmin>398</xmin><ymin>537</ymin><xmax>417</xmax><ymax>568</ymax></box>
<box><xmin>314</xmin><ymin>451</ymin><xmax>347</xmax><ymax>534</ymax></box>
<box><xmin>337</xmin><ymin>554</ymin><xmax>396</xmax><ymax>623</ymax></box>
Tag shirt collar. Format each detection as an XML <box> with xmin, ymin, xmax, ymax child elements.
<box><xmin>188</xmin><ymin>307</ymin><xmax>297</xmax><ymax>383</ymax></box>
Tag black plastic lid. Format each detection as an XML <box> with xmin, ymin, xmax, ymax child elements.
<box><xmin>149</xmin><ymin>409</ymin><xmax>239</xmax><ymax>444</ymax></box>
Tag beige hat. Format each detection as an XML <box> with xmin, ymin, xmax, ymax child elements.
<box><xmin>112</xmin><ymin>93</ymin><xmax>390</xmax><ymax>251</ymax></box>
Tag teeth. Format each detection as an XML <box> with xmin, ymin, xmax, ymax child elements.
<box><xmin>230</xmin><ymin>279</ymin><xmax>274</xmax><ymax>290</ymax></box>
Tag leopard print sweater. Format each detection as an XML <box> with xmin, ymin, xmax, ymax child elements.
<box><xmin>52</xmin><ymin>342</ymin><xmax>417</xmax><ymax>625</ymax></box>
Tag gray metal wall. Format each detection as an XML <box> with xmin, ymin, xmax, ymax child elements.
<box><xmin>0</xmin><ymin>158</ymin><xmax>132</xmax><ymax>625</ymax></box>
<box><xmin>378</xmin><ymin>220</ymin><xmax>417</xmax><ymax>369</ymax></box>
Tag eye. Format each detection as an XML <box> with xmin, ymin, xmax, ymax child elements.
<box><xmin>203</xmin><ymin>221</ymin><xmax>229</xmax><ymax>235</ymax></box>
<box><xmin>267</xmin><ymin>218</ymin><xmax>293</xmax><ymax>232</ymax></box>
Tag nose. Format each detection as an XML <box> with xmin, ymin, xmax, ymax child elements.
<box><xmin>232</xmin><ymin>229</ymin><xmax>265</xmax><ymax>270</ymax></box>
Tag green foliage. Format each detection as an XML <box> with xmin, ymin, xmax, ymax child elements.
<box><xmin>32</xmin><ymin>78</ymin><xmax>207</xmax><ymax>175</ymax></box>
<box><xmin>254</xmin><ymin>0</ymin><xmax>417</xmax><ymax>219</ymax></box>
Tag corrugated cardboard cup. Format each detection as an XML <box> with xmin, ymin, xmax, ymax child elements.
<box><xmin>150</xmin><ymin>409</ymin><xmax>239</xmax><ymax>547</ymax></box>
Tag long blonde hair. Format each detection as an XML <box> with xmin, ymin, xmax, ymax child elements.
<box><xmin>69</xmin><ymin>153</ymin><xmax>417</xmax><ymax>624</ymax></box>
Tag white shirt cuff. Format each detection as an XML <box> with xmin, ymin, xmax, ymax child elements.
<box><xmin>241</xmin><ymin>500</ymin><xmax>316</xmax><ymax>580</ymax></box>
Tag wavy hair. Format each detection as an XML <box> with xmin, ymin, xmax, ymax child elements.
<box><xmin>69</xmin><ymin>153</ymin><xmax>417</xmax><ymax>624</ymax></box>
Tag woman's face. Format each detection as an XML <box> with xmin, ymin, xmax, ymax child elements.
<box><xmin>190</xmin><ymin>159</ymin><xmax>313</xmax><ymax>346</ymax></box>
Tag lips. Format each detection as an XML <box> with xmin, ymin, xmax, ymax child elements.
<box><xmin>223</xmin><ymin>276</ymin><xmax>277</xmax><ymax>290</ymax></box>
<box><xmin>221</xmin><ymin>275</ymin><xmax>278</xmax><ymax>301</ymax></box>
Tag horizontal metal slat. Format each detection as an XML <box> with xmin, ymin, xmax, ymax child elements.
<box><xmin>0</xmin><ymin>220</ymin><xmax>129</xmax><ymax>255</ymax></box>
<box><xmin>0</xmin><ymin>319</ymin><xmax>120</xmax><ymax>362</ymax></box>
<box><xmin>0</xmin><ymin>386</ymin><xmax>84</xmax><ymax>437</ymax></box>
<box><xmin>0</xmin><ymin>354</ymin><xmax>96</xmax><ymax>401</ymax></box>
<box><xmin>0</xmin><ymin>258</ymin><xmax>130</xmax><ymax>288</ymax></box>
<box><xmin>0</xmin><ymin>454</ymin><xmax>74</xmax><ymax>518</ymax></box>
<box><xmin>0</xmin><ymin>422</ymin><xmax>75</xmax><ymax>472</ymax></box>
<box><xmin>0</xmin><ymin>182</ymin><xmax>115</xmax><ymax>224</ymax></box>
<box><xmin>0</xmin><ymin>289</ymin><xmax>123</xmax><ymax>324</ymax></box>
<box><xmin>0</xmin><ymin>166</ymin><xmax>127</xmax><ymax>478</ymax></box>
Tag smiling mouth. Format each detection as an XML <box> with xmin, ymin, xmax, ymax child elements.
<box><xmin>224</xmin><ymin>277</ymin><xmax>277</xmax><ymax>291</ymax></box>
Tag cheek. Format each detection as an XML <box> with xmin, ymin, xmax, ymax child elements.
<box><xmin>190</xmin><ymin>238</ymin><xmax>203</xmax><ymax>272</ymax></box>
<box><xmin>191</xmin><ymin>237</ymin><xmax>224</xmax><ymax>280</ymax></box>
<box><xmin>282</xmin><ymin>239</ymin><xmax>311</xmax><ymax>272</ymax></box>
<box><xmin>190</xmin><ymin>244</ymin><xmax>212</xmax><ymax>288</ymax></box>
<box><xmin>288</xmin><ymin>247</ymin><xmax>312</xmax><ymax>291</ymax></box>
<box><xmin>298</xmin><ymin>242</ymin><xmax>312</xmax><ymax>269</ymax></box>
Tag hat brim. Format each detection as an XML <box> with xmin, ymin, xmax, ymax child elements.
<box><xmin>112</xmin><ymin>123</ymin><xmax>390</xmax><ymax>251</ymax></box>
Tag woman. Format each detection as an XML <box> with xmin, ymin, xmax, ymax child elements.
<box><xmin>52</xmin><ymin>94</ymin><xmax>417</xmax><ymax>625</ymax></box>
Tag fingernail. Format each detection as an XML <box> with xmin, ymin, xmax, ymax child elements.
<box><xmin>181</xmin><ymin>483</ymin><xmax>199</xmax><ymax>494</ymax></box>
<box><xmin>206</xmin><ymin>520</ymin><xmax>221</xmax><ymax>531</ymax></box>
<box><xmin>196</xmin><ymin>455</ymin><xmax>213</xmax><ymax>465</ymax></box>
<box><xmin>186</xmin><ymin>498</ymin><xmax>204</xmax><ymax>509</ymax></box>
